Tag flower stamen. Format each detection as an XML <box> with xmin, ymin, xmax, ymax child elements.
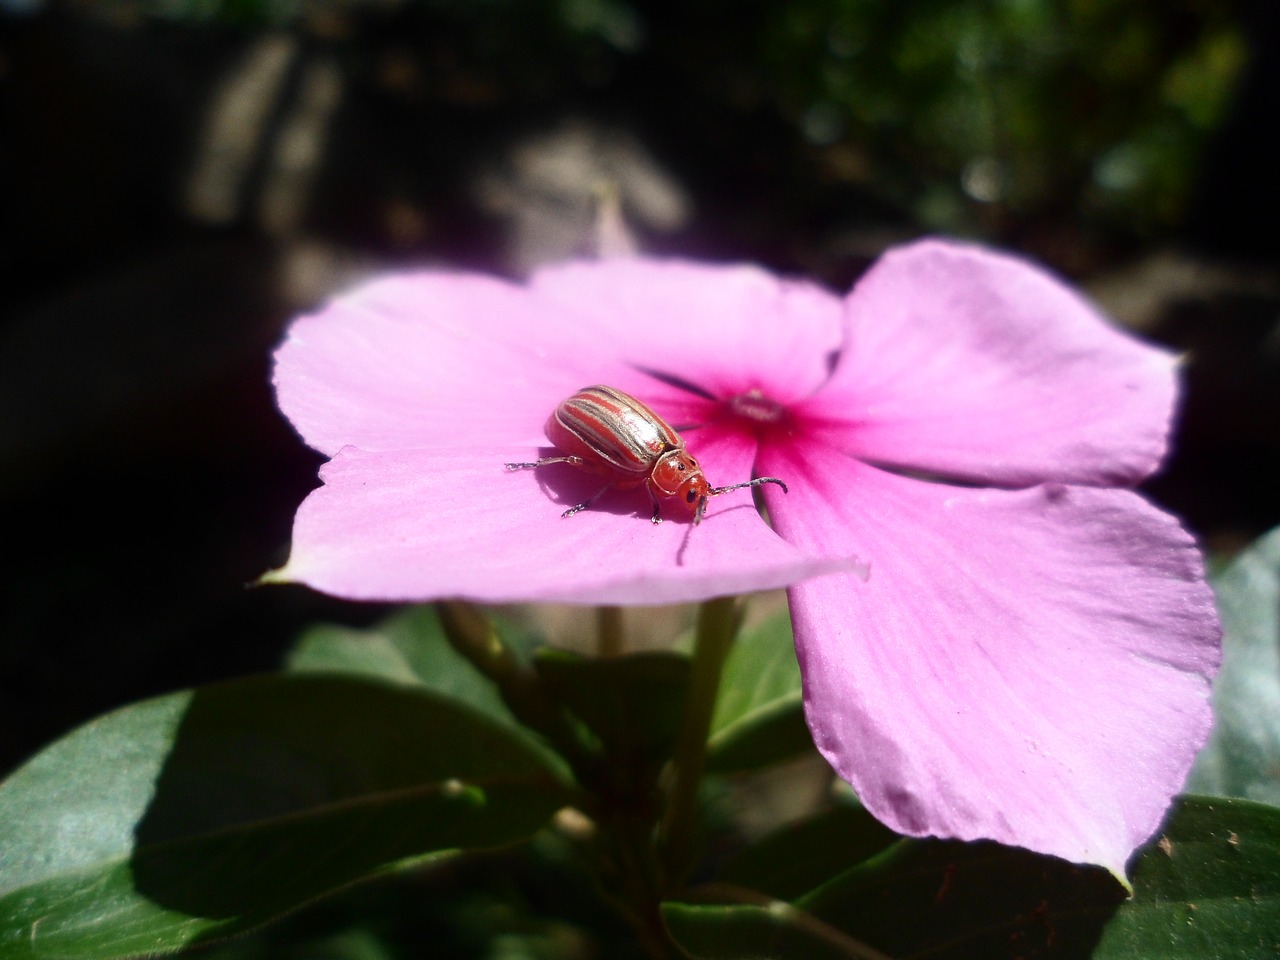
<box><xmin>727</xmin><ymin>389</ymin><xmax>789</xmax><ymax>425</ymax></box>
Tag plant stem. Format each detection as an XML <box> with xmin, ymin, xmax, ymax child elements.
<box><xmin>434</xmin><ymin>600</ymin><xmax>570</xmax><ymax>747</ymax></box>
<box><xmin>658</xmin><ymin>595</ymin><xmax>739</xmax><ymax>878</ymax></box>
<box><xmin>597</xmin><ymin>605</ymin><xmax>625</xmax><ymax>658</ymax></box>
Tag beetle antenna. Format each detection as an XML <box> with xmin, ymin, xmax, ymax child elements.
<box><xmin>707</xmin><ymin>477</ymin><xmax>788</xmax><ymax>497</ymax></box>
<box><xmin>696</xmin><ymin>476</ymin><xmax>785</xmax><ymax>525</ymax></box>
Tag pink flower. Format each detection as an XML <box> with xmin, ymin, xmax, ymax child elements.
<box><xmin>272</xmin><ymin>239</ymin><xmax>1220</xmax><ymax>878</ymax></box>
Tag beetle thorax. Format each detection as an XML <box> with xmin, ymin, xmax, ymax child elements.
<box><xmin>649</xmin><ymin>450</ymin><xmax>710</xmax><ymax>511</ymax></box>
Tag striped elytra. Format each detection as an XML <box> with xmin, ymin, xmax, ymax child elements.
<box><xmin>505</xmin><ymin>385</ymin><xmax>787</xmax><ymax>525</ymax></box>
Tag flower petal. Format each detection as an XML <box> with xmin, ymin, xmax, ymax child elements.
<box><xmin>269</xmin><ymin>445</ymin><xmax>863</xmax><ymax>605</ymax></box>
<box><xmin>801</xmin><ymin>239</ymin><xmax>1177</xmax><ymax>487</ymax></box>
<box><xmin>273</xmin><ymin>272</ymin><xmax>634</xmax><ymax>457</ymax></box>
<box><xmin>529</xmin><ymin>258</ymin><xmax>845</xmax><ymax>408</ymax></box>
<box><xmin>760</xmin><ymin>439</ymin><xmax>1219</xmax><ymax>875</ymax></box>
<box><xmin>275</xmin><ymin>260</ymin><xmax>846</xmax><ymax>459</ymax></box>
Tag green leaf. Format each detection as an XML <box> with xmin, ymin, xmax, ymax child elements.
<box><xmin>717</xmin><ymin>803</ymin><xmax>899</xmax><ymax>902</ymax></box>
<box><xmin>796</xmin><ymin>836</ymin><xmax>1122</xmax><ymax>958</ymax></box>
<box><xmin>660</xmin><ymin>902</ymin><xmax>858</xmax><ymax>960</ymax></box>
<box><xmin>0</xmin><ymin>675</ymin><xmax>574</xmax><ymax>959</ymax></box>
<box><xmin>666</xmin><ymin>834</ymin><xmax>1123</xmax><ymax>959</ymax></box>
<box><xmin>706</xmin><ymin>609</ymin><xmax>812</xmax><ymax>774</ymax></box>
<box><xmin>1187</xmin><ymin>528</ymin><xmax>1280</xmax><ymax>805</ymax></box>
<box><xmin>534</xmin><ymin>649</ymin><xmax>689</xmax><ymax>767</ymax></box>
<box><xmin>1094</xmin><ymin>795</ymin><xmax>1280</xmax><ymax>958</ymax></box>
<box><xmin>287</xmin><ymin>605</ymin><xmax>542</xmax><ymax>732</ymax></box>
<box><xmin>184</xmin><ymin>927</ymin><xmax>397</xmax><ymax>960</ymax></box>
<box><xmin>666</xmin><ymin>796</ymin><xmax>1280</xmax><ymax>959</ymax></box>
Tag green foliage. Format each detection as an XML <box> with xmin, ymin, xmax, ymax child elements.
<box><xmin>666</xmin><ymin>796</ymin><xmax>1280</xmax><ymax>960</ymax></box>
<box><xmin>706</xmin><ymin>608</ymin><xmax>812</xmax><ymax>774</ymax></box>
<box><xmin>6</xmin><ymin>595</ymin><xmax>1278</xmax><ymax>959</ymax></box>
<box><xmin>534</xmin><ymin>649</ymin><xmax>690</xmax><ymax>774</ymax></box>
<box><xmin>716</xmin><ymin>802</ymin><xmax>898</xmax><ymax>902</ymax></box>
<box><xmin>1093</xmin><ymin>797</ymin><xmax>1280</xmax><ymax>959</ymax></box>
<box><xmin>287</xmin><ymin>604</ymin><xmax>540</xmax><ymax>732</ymax></box>
<box><xmin>0</xmin><ymin>675</ymin><xmax>573</xmax><ymax>959</ymax></box>
<box><xmin>145</xmin><ymin>0</ymin><xmax>304</xmax><ymax>27</ymax></box>
<box><xmin>1188</xmin><ymin>527</ymin><xmax>1280</xmax><ymax>806</ymax></box>
<box><xmin>756</xmin><ymin>0</ymin><xmax>1245</xmax><ymax>236</ymax></box>
<box><xmin>668</xmin><ymin>826</ymin><xmax>1123</xmax><ymax>959</ymax></box>
<box><xmin>129</xmin><ymin>0</ymin><xmax>1243</xmax><ymax>241</ymax></box>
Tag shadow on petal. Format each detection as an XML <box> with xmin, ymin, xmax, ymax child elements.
<box><xmin>511</xmin><ymin>452</ymin><xmax>697</xmax><ymax>525</ymax></box>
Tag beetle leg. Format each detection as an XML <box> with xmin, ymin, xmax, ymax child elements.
<box><xmin>645</xmin><ymin>481</ymin><xmax>663</xmax><ymax>524</ymax></box>
<box><xmin>562</xmin><ymin>481</ymin><xmax>615</xmax><ymax>519</ymax></box>
<box><xmin>505</xmin><ymin>455</ymin><xmax>585</xmax><ymax>470</ymax></box>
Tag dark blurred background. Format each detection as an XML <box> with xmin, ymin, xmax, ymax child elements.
<box><xmin>2</xmin><ymin>0</ymin><xmax>1278</xmax><ymax>781</ymax></box>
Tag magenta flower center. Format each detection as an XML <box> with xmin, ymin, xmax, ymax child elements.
<box><xmin>725</xmin><ymin>388</ymin><xmax>790</xmax><ymax>427</ymax></box>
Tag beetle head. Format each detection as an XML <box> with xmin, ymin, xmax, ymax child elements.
<box><xmin>650</xmin><ymin>450</ymin><xmax>711</xmax><ymax>520</ymax></box>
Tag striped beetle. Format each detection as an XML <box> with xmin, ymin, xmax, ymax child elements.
<box><xmin>505</xmin><ymin>385</ymin><xmax>787</xmax><ymax>524</ymax></box>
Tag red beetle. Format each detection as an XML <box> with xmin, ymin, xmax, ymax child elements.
<box><xmin>505</xmin><ymin>384</ymin><xmax>787</xmax><ymax>524</ymax></box>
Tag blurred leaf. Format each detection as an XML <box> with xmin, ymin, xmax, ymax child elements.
<box><xmin>1188</xmin><ymin>527</ymin><xmax>1280</xmax><ymax>805</ymax></box>
<box><xmin>706</xmin><ymin>610</ymin><xmax>812</xmax><ymax>774</ymax></box>
<box><xmin>660</xmin><ymin>901</ymin><xmax>856</xmax><ymax>960</ymax></box>
<box><xmin>667</xmin><ymin>831</ymin><xmax>1122</xmax><ymax>959</ymax></box>
<box><xmin>189</xmin><ymin>828</ymin><xmax>619</xmax><ymax>960</ymax></box>
<box><xmin>201</xmin><ymin>927</ymin><xmax>396</xmax><ymax>960</ymax></box>
<box><xmin>287</xmin><ymin>605</ymin><xmax>542</xmax><ymax>731</ymax></box>
<box><xmin>762</xmin><ymin>0</ymin><xmax>1245</xmax><ymax>237</ymax></box>
<box><xmin>0</xmin><ymin>675</ymin><xmax>574</xmax><ymax>959</ymax></box>
<box><xmin>666</xmin><ymin>796</ymin><xmax>1280</xmax><ymax>959</ymax></box>
<box><xmin>146</xmin><ymin>0</ymin><xmax>305</xmax><ymax>28</ymax></box>
<box><xmin>797</xmin><ymin>834</ymin><xmax>1122</xmax><ymax>958</ymax></box>
<box><xmin>717</xmin><ymin>802</ymin><xmax>899</xmax><ymax>901</ymax></box>
<box><xmin>534</xmin><ymin>649</ymin><xmax>689</xmax><ymax>768</ymax></box>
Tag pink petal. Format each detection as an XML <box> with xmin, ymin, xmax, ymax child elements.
<box><xmin>800</xmin><ymin>239</ymin><xmax>1178</xmax><ymax>487</ymax></box>
<box><xmin>760</xmin><ymin>439</ymin><xmax>1219</xmax><ymax>875</ymax></box>
<box><xmin>528</xmin><ymin>258</ymin><xmax>845</xmax><ymax>409</ymax></box>
<box><xmin>273</xmin><ymin>273</ymin><xmax>631</xmax><ymax>457</ymax></box>
<box><xmin>268</xmin><ymin>445</ymin><xmax>861</xmax><ymax>605</ymax></box>
<box><xmin>275</xmin><ymin>260</ymin><xmax>845</xmax><ymax>459</ymax></box>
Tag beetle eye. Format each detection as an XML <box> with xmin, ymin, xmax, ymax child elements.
<box><xmin>686</xmin><ymin>490</ymin><xmax>698</xmax><ymax>503</ymax></box>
